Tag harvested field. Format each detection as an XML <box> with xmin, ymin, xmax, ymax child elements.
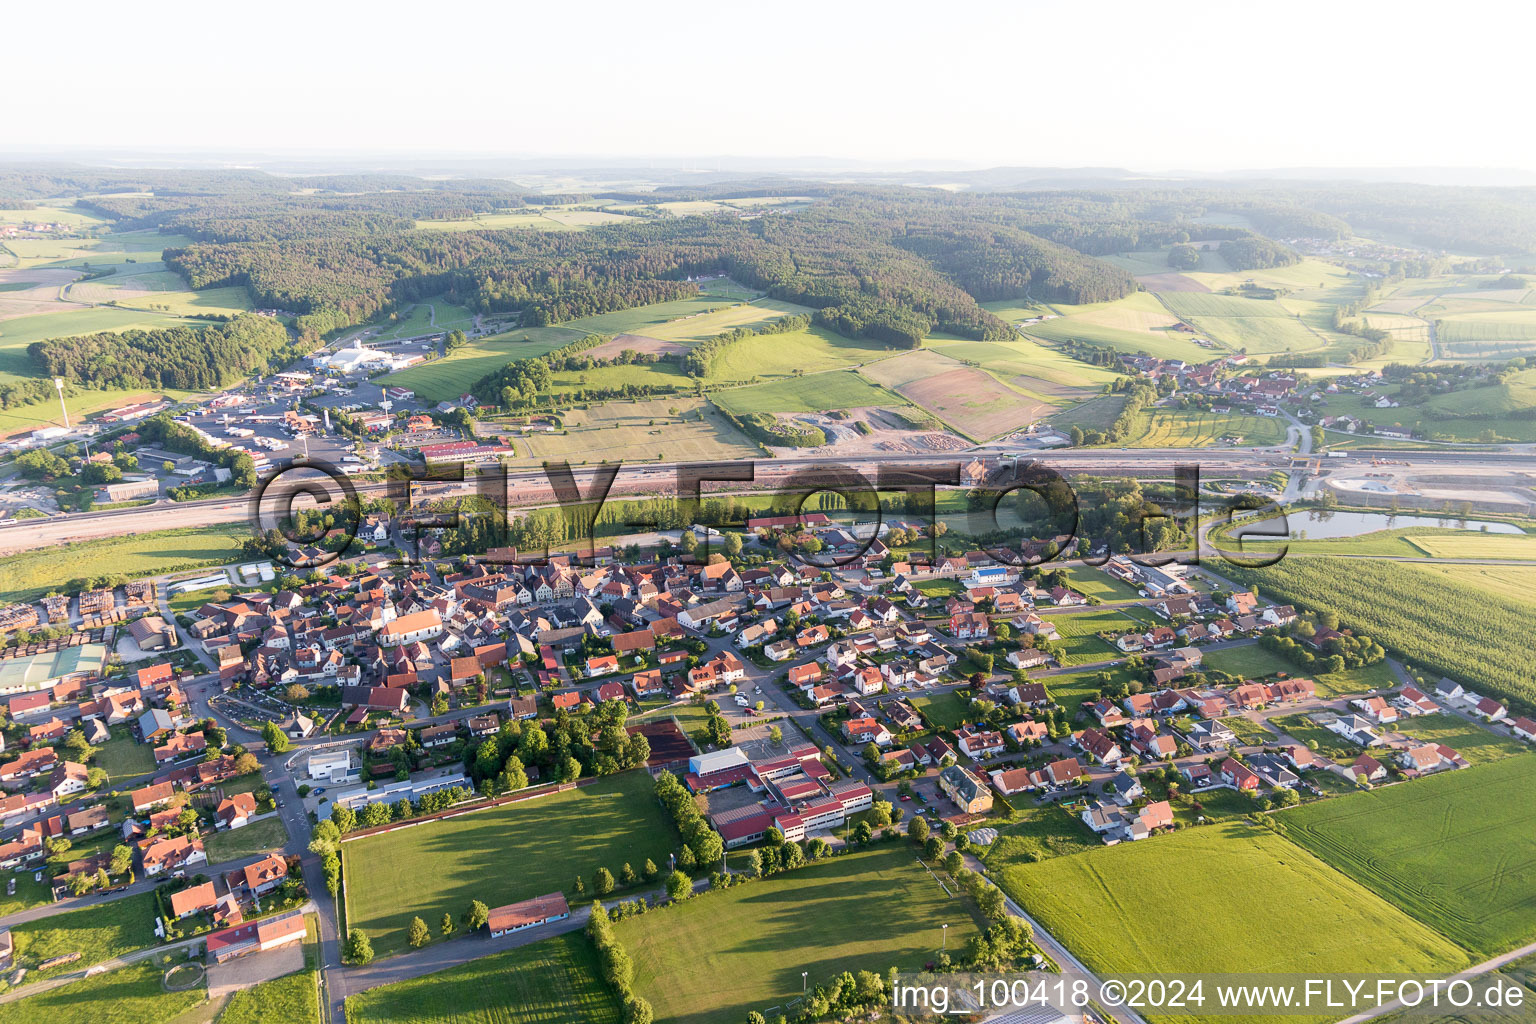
<box><xmin>586</xmin><ymin>333</ymin><xmax>687</xmax><ymax>358</ymax></box>
<box><xmin>861</xmin><ymin>349</ymin><xmax>1049</xmax><ymax>440</ymax></box>
<box><xmin>1135</xmin><ymin>272</ymin><xmax>1209</xmax><ymax>292</ymax></box>
<box><xmin>0</xmin><ymin>267</ymin><xmax>81</xmax><ymax>320</ymax></box>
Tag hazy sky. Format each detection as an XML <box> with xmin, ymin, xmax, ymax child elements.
<box><xmin>6</xmin><ymin>0</ymin><xmax>1530</xmax><ymax>171</ymax></box>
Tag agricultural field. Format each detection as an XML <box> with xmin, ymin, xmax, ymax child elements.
<box><xmin>705</xmin><ymin>325</ymin><xmax>900</xmax><ymax>383</ymax></box>
<box><xmin>0</xmin><ymin>306</ymin><xmax>215</xmax><ymax>379</ymax></box>
<box><xmin>1037</xmin><ymin>607</ymin><xmax>1141</xmax><ymax>666</ymax></box>
<box><xmin>614</xmin><ymin>844</ymin><xmax>981</xmax><ymax>1024</ymax></box>
<box><xmin>382</xmin><ymin>326</ymin><xmax>583</xmax><ymax>401</ymax></box>
<box><xmin>0</xmin><ymin>383</ymin><xmax>193</xmax><ymax>439</ymax></box>
<box><xmin>640</xmin><ymin>297</ymin><xmax>810</xmax><ymax>344</ymax></box>
<box><xmin>1433</xmin><ymin>310</ymin><xmax>1536</xmax><ymax>361</ymax></box>
<box><xmin>557</xmin><ymin>292</ymin><xmax>760</xmax><ymax>338</ymax></box>
<box><xmin>11</xmin><ymin>890</ymin><xmax>160</xmax><ymax>973</ymax></box>
<box><xmin>1049</xmin><ymin>393</ymin><xmax>1126</xmax><ymax>434</ymax></box>
<box><xmin>858</xmin><ymin>348</ymin><xmax>1048</xmax><ymax>440</ymax></box>
<box><xmin>1277</xmin><ymin>755</ymin><xmax>1536</xmax><ymax>956</ymax></box>
<box><xmin>1127</xmin><ymin>408</ymin><xmax>1288</xmax><ymax>448</ymax></box>
<box><xmin>0</xmin><ymin>525</ymin><xmax>246</xmax><ymax>604</ymax></box>
<box><xmin>1406</xmin><ymin>562</ymin><xmax>1536</xmax><ymax>601</ymax></box>
<box><xmin>926</xmin><ymin>336</ymin><xmax>1121</xmax><ymax>396</ymax></box>
<box><xmin>992</xmin><ymin>821</ymin><xmax>1468</xmax><ymax>1010</ymax></box>
<box><xmin>0</xmin><ymin>961</ymin><xmax>205</xmax><ymax>1024</ymax></box>
<box><xmin>414</xmin><ymin>209</ymin><xmax>583</xmax><ymax>232</ymax></box>
<box><xmin>509</xmin><ymin>397</ymin><xmax>758</xmax><ymax>465</ymax></box>
<box><xmin>63</xmin><ymin>261</ymin><xmax>252</xmax><ymax>317</ymax></box>
<box><xmin>1186</xmin><ymin>258</ymin><xmax>1359</xmax><ymax>299</ymax></box>
<box><xmin>345</xmin><ymin>933</ymin><xmax>619</xmax><ymax>1024</ymax></box>
<box><xmin>0</xmin><ymin>200</ymin><xmax>113</xmax><ymax>231</ymax></box>
<box><xmin>341</xmin><ymin>771</ymin><xmax>677</xmax><ymax>956</ymax></box>
<box><xmin>979</xmin><ymin>298</ymin><xmax>1058</xmax><ymax>323</ymax></box>
<box><xmin>712</xmin><ymin>370</ymin><xmax>904</xmax><ymax>417</ymax></box>
<box><xmin>4</xmin><ymin>230</ymin><xmax>193</xmax><ymax>270</ymax></box>
<box><xmin>1026</xmin><ymin>292</ymin><xmax>1218</xmax><ymax>361</ymax></box>
<box><xmin>1222</xmin><ymin>558</ymin><xmax>1534</xmax><ymax>708</ymax></box>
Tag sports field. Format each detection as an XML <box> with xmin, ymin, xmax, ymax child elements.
<box><xmin>993</xmin><ymin>822</ymin><xmax>1469</xmax><ymax>1003</ymax></box>
<box><xmin>1276</xmin><ymin>756</ymin><xmax>1536</xmax><ymax>956</ymax></box>
<box><xmin>712</xmin><ymin>370</ymin><xmax>903</xmax><ymax>416</ymax></box>
<box><xmin>1129</xmin><ymin>408</ymin><xmax>1288</xmax><ymax>448</ymax></box>
<box><xmin>341</xmin><ymin>771</ymin><xmax>677</xmax><ymax>956</ymax></box>
<box><xmin>0</xmin><ymin>525</ymin><xmax>246</xmax><ymax>603</ymax></box>
<box><xmin>344</xmin><ymin>933</ymin><xmax>619</xmax><ymax>1024</ymax></box>
<box><xmin>614</xmin><ymin>843</ymin><xmax>981</xmax><ymax>1024</ymax></box>
<box><xmin>511</xmin><ymin>397</ymin><xmax>758</xmax><ymax>465</ymax></box>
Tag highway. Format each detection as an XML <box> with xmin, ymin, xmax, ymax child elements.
<box><xmin>5</xmin><ymin>441</ymin><xmax>1530</xmax><ymax>557</ymax></box>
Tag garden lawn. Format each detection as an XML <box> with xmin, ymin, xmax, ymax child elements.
<box><xmin>1275</xmin><ymin>756</ymin><xmax>1536</xmax><ymax>957</ymax></box>
<box><xmin>11</xmin><ymin>890</ymin><xmax>159</xmax><ymax>974</ymax></box>
<box><xmin>203</xmin><ymin>816</ymin><xmax>290</xmax><ymax>863</ymax></box>
<box><xmin>994</xmin><ymin>821</ymin><xmax>1468</xmax><ymax>1024</ymax></box>
<box><xmin>614</xmin><ymin>843</ymin><xmax>981</xmax><ymax>1024</ymax></box>
<box><xmin>91</xmin><ymin>728</ymin><xmax>156</xmax><ymax>779</ymax></box>
<box><xmin>1387</xmin><ymin>713</ymin><xmax>1530</xmax><ymax>765</ymax></box>
<box><xmin>1270</xmin><ymin>713</ymin><xmax>1369</xmax><ymax>762</ymax></box>
<box><xmin>341</xmin><ymin>771</ymin><xmax>676</xmax><ymax>956</ymax></box>
<box><xmin>217</xmin><ymin>968</ymin><xmax>319</xmax><ymax>1024</ymax></box>
<box><xmin>910</xmin><ymin>692</ymin><xmax>970</xmax><ymax>732</ymax></box>
<box><xmin>1038</xmin><ymin>608</ymin><xmax>1140</xmax><ymax>666</ymax></box>
<box><xmin>344</xmin><ymin>933</ymin><xmax>619</xmax><ymax>1024</ymax></box>
<box><xmin>1200</xmin><ymin>644</ymin><xmax>1294</xmax><ymax>679</ymax></box>
<box><xmin>0</xmin><ymin>961</ymin><xmax>204</xmax><ymax>1024</ymax></box>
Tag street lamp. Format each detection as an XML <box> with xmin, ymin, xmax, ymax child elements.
<box><xmin>941</xmin><ymin>923</ymin><xmax>948</xmax><ymax>951</ymax></box>
<box><xmin>802</xmin><ymin>971</ymin><xmax>808</xmax><ymax>993</ymax></box>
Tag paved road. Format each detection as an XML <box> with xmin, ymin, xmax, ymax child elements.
<box><xmin>1336</xmin><ymin>937</ymin><xmax>1536</xmax><ymax>1024</ymax></box>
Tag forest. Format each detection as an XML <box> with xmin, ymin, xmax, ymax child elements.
<box><xmin>28</xmin><ymin>314</ymin><xmax>305</xmax><ymax>390</ymax></box>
